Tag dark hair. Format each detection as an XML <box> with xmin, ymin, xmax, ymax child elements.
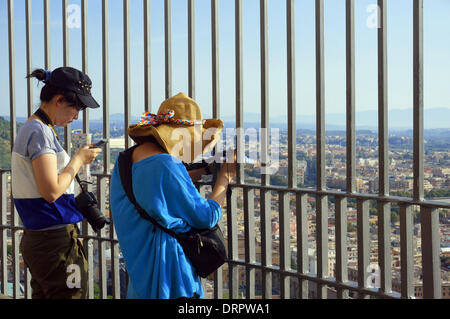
<box><xmin>27</xmin><ymin>69</ymin><xmax>86</xmax><ymax>111</ymax></box>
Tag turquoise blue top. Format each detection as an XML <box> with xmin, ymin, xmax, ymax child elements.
<box><xmin>109</xmin><ymin>153</ymin><xmax>222</xmax><ymax>299</ymax></box>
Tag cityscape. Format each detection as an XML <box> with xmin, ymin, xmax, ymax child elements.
<box><xmin>215</xmin><ymin>126</ymin><xmax>450</xmax><ymax>298</ymax></box>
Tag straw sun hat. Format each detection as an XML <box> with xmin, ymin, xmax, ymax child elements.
<box><xmin>128</xmin><ymin>92</ymin><xmax>224</xmax><ymax>162</ymax></box>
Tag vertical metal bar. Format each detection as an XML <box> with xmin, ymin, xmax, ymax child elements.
<box><xmin>243</xmin><ymin>188</ymin><xmax>255</xmax><ymax>299</ymax></box>
<box><xmin>413</xmin><ymin>0</ymin><xmax>424</xmax><ymax>201</ymax></box>
<box><xmin>8</xmin><ymin>0</ymin><xmax>20</xmax><ymax>299</ymax></box>
<box><xmin>214</xmin><ymin>201</ymin><xmax>224</xmax><ymax>300</ymax></box>
<box><xmin>315</xmin><ymin>0</ymin><xmax>325</xmax><ymax>192</ymax></box>
<box><xmin>62</xmin><ymin>0</ymin><xmax>71</xmax><ymax>155</ymax></box>
<box><xmin>279</xmin><ymin>191</ymin><xmax>291</xmax><ymax>299</ymax></box>
<box><xmin>399</xmin><ymin>204</ymin><xmax>414</xmax><ymax>298</ymax></box>
<box><xmin>44</xmin><ymin>0</ymin><xmax>51</xmax><ymax>69</ymax></box>
<box><xmin>82</xmin><ymin>218</ymin><xmax>94</xmax><ymax>299</ymax></box>
<box><xmin>81</xmin><ymin>0</ymin><xmax>88</xmax><ymax>73</ymax></box>
<box><xmin>81</xmin><ymin>0</ymin><xmax>90</xmax><ymax>136</ymax></box>
<box><xmin>0</xmin><ymin>172</ymin><xmax>8</xmax><ymax>295</ymax></box>
<box><xmin>335</xmin><ymin>196</ymin><xmax>349</xmax><ymax>299</ymax></box>
<box><xmin>346</xmin><ymin>0</ymin><xmax>355</xmax><ymax>193</ymax></box>
<box><xmin>378</xmin><ymin>0</ymin><xmax>389</xmax><ymax>197</ymax></box>
<box><xmin>8</xmin><ymin>0</ymin><xmax>16</xmax><ymax>147</ymax></box>
<box><xmin>144</xmin><ymin>0</ymin><xmax>151</xmax><ymax>112</ymax></box>
<box><xmin>164</xmin><ymin>0</ymin><xmax>172</xmax><ymax>99</ymax></box>
<box><xmin>377</xmin><ymin>1</ymin><xmax>391</xmax><ymax>296</ymax></box>
<box><xmin>23</xmin><ymin>264</ymin><xmax>31</xmax><ymax>299</ymax></box>
<box><xmin>357</xmin><ymin>199</ymin><xmax>369</xmax><ymax>298</ymax></box>
<box><xmin>286</xmin><ymin>0</ymin><xmax>296</xmax><ymax>189</ymax></box>
<box><xmin>211</xmin><ymin>0</ymin><xmax>220</xmax><ymax>119</ymax></box>
<box><xmin>97</xmin><ymin>176</ymin><xmax>108</xmax><ymax>299</ymax></box>
<box><xmin>25</xmin><ymin>0</ymin><xmax>33</xmax><ymax>117</ymax></box>
<box><xmin>81</xmin><ymin>0</ymin><xmax>93</xmax><ymax>294</ymax></box>
<box><xmin>420</xmin><ymin>207</ymin><xmax>441</xmax><ymax>299</ymax></box>
<box><xmin>296</xmin><ymin>193</ymin><xmax>308</xmax><ymax>299</ymax></box>
<box><xmin>23</xmin><ymin>61</ymin><xmax>33</xmax><ymax>298</ymax></box>
<box><xmin>102</xmin><ymin>0</ymin><xmax>111</xmax><ymax>174</ymax></box>
<box><xmin>200</xmin><ymin>278</ymin><xmax>207</xmax><ymax>299</ymax></box>
<box><xmin>378</xmin><ymin>201</ymin><xmax>392</xmax><ymax>294</ymax></box>
<box><xmin>235</xmin><ymin>0</ymin><xmax>244</xmax><ymax>184</ymax></box>
<box><xmin>260</xmin><ymin>0</ymin><xmax>269</xmax><ymax>187</ymax></box>
<box><xmin>213</xmin><ymin>267</ymin><xmax>224</xmax><ymax>299</ymax></box>
<box><xmin>260</xmin><ymin>190</ymin><xmax>272</xmax><ymax>298</ymax></box>
<box><xmin>62</xmin><ymin>0</ymin><xmax>69</xmax><ymax>66</ymax></box>
<box><xmin>316</xmin><ymin>194</ymin><xmax>328</xmax><ymax>298</ymax></box>
<box><xmin>97</xmin><ymin>237</ymin><xmax>107</xmax><ymax>299</ymax></box>
<box><xmin>11</xmin><ymin>212</ymin><xmax>20</xmax><ymax>299</ymax></box>
<box><xmin>123</xmin><ymin>0</ymin><xmax>132</xmax><ymax>150</ymax></box>
<box><xmin>110</xmin><ymin>225</ymin><xmax>120</xmax><ymax>299</ymax></box>
<box><xmin>227</xmin><ymin>188</ymin><xmax>239</xmax><ymax>299</ymax></box>
<box><xmin>197</xmin><ymin>186</ymin><xmax>208</xmax><ymax>298</ymax></box>
<box><xmin>188</xmin><ymin>0</ymin><xmax>195</xmax><ymax>99</ymax></box>
<box><xmin>109</xmin><ymin>180</ymin><xmax>120</xmax><ymax>299</ymax></box>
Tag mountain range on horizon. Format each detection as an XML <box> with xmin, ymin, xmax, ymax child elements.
<box><xmin>2</xmin><ymin>107</ymin><xmax>450</xmax><ymax>130</ymax></box>
<box><xmin>218</xmin><ymin>107</ymin><xmax>450</xmax><ymax>130</ymax></box>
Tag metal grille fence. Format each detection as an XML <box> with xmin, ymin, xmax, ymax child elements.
<box><xmin>0</xmin><ymin>0</ymin><xmax>449</xmax><ymax>299</ymax></box>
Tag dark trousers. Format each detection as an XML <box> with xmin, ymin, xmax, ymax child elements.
<box><xmin>20</xmin><ymin>224</ymin><xmax>88</xmax><ymax>299</ymax></box>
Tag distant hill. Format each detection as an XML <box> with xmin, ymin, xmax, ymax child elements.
<box><xmin>220</xmin><ymin>107</ymin><xmax>450</xmax><ymax>130</ymax></box>
<box><xmin>0</xmin><ymin>117</ymin><xmax>12</xmax><ymax>169</ymax></box>
<box><xmin>2</xmin><ymin>107</ymin><xmax>450</xmax><ymax>130</ymax></box>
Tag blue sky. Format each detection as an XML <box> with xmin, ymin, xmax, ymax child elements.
<box><xmin>0</xmin><ymin>0</ymin><xmax>449</xmax><ymax>128</ymax></box>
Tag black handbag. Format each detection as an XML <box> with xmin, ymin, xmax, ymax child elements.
<box><xmin>117</xmin><ymin>146</ymin><xmax>228</xmax><ymax>278</ymax></box>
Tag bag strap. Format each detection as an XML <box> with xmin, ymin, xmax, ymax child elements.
<box><xmin>117</xmin><ymin>147</ymin><xmax>179</xmax><ymax>238</ymax></box>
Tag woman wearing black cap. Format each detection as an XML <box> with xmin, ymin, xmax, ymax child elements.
<box><xmin>11</xmin><ymin>67</ymin><xmax>102</xmax><ymax>299</ymax></box>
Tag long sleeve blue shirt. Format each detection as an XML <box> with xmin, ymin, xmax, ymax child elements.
<box><xmin>110</xmin><ymin>153</ymin><xmax>222</xmax><ymax>299</ymax></box>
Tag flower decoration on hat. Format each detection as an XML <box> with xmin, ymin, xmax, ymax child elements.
<box><xmin>137</xmin><ymin>110</ymin><xmax>196</xmax><ymax>127</ymax></box>
<box><xmin>77</xmin><ymin>79</ymin><xmax>92</xmax><ymax>94</ymax></box>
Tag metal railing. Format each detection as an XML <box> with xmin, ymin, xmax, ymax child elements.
<box><xmin>1</xmin><ymin>0</ymin><xmax>449</xmax><ymax>299</ymax></box>
<box><xmin>0</xmin><ymin>170</ymin><xmax>123</xmax><ymax>299</ymax></box>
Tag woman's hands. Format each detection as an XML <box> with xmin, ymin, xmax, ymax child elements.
<box><xmin>75</xmin><ymin>145</ymin><xmax>102</xmax><ymax>165</ymax></box>
<box><xmin>208</xmin><ymin>150</ymin><xmax>237</xmax><ymax>207</ymax></box>
<box><xmin>217</xmin><ymin>149</ymin><xmax>237</xmax><ymax>183</ymax></box>
<box><xmin>32</xmin><ymin>145</ymin><xmax>102</xmax><ymax>203</ymax></box>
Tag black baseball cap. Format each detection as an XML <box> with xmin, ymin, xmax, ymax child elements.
<box><xmin>46</xmin><ymin>66</ymin><xmax>100</xmax><ymax>109</ymax></box>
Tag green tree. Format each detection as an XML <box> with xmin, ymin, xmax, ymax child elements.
<box><xmin>391</xmin><ymin>211</ymin><xmax>400</xmax><ymax>224</ymax></box>
<box><xmin>271</xmin><ymin>175</ymin><xmax>287</xmax><ymax>187</ymax></box>
<box><xmin>0</xmin><ymin>117</ymin><xmax>23</xmax><ymax>170</ymax></box>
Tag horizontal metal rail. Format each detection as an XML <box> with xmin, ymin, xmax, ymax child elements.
<box><xmin>194</xmin><ymin>180</ymin><xmax>450</xmax><ymax>210</ymax></box>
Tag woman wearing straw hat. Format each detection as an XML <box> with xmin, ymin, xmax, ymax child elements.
<box><xmin>109</xmin><ymin>93</ymin><xmax>236</xmax><ymax>299</ymax></box>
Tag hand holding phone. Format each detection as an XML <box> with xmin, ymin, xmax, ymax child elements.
<box><xmin>91</xmin><ymin>139</ymin><xmax>108</xmax><ymax>148</ymax></box>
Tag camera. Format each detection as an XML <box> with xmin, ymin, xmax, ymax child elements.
<box><xmin>75</xmin><ymin>187</ymin><xmax>110</xmax><ymax>232</ymax></box>
<box><xmin>184</xmin><ymin>148</ymin><xmax>253</xmax><ymax>185</ymax></box>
